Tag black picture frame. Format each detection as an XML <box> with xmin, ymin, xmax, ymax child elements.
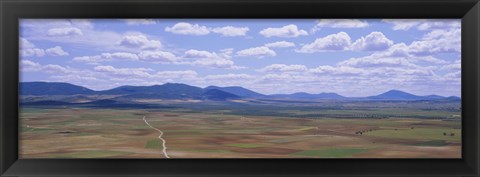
<box><xmin>1</xmin><ymin>0</ymin><xmax>479</xmax><ymax>176</ymax></box>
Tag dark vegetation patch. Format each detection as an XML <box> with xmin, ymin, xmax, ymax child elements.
<box><xmin>416</xmin><ymin>140</ymin><xmax>449</xmax><ymax>147</ymax></box>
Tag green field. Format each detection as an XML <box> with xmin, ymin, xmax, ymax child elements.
<box><xmin>19</xmin><ymin>101</ymin><xmax>461</xmax><ymax>158</ymax></box>
<box><xmin>145</xmin><ymin>139</ymin><xmax>162</xmax><ymax>149</ymax></box>
<box><xmin>291</xmin><ymin>148</ymin><xmax>370</xmax><ymax>158</ymax></box>
<box><xmin>227</xmin><ymin>143</ymin><xmax>264</xmax><ymax>148</ymax></box>
<box><xmin>54</xmin><ymin>150</ymin><xmax>131</xmax><ymax>158</ymax></box>
<box><xmin>363</xmin><ymin>128</ymin><xmax>461</xmax><ymax>141</ymax></box>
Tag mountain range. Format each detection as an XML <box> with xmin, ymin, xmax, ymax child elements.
<box><xmin>20</xmin><ymin>82</ymin><xmax>460</xmax><ymax>101</ymax></box>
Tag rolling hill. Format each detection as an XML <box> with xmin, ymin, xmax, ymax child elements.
<box><xmin>366</xmin><ymin>90</ymin><xmax>450</xmax><ymax>100</ymax></box>
<box><xmin>99</xmin><ymin>83</ymin><xmax>204</xmax><ymax>96</ymax></box>
<box><xmin>20</xmin><ymin>82</ymin><xmax>459</xmax><ymax>102</ymax></box>
<box><xmin>269</xmin><ymin>92</ymin><xmax>346</xmax><ymax>99</ymax></box>
<box><xmin>20</xmin><ymin>82</ymin><xmax>95</xmax><ymax>95</ymax></box>
<box><xmin>205</xmin><ymin>86</ymin><xmax>265</xmax><ymax>98</ymax></box>
<box><xmin>202</xmin><ymin>89</ymin><xmax>241</xmax><ymax>101</ymax></box>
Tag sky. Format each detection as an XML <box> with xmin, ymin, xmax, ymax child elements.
<box><xmin>19</xmin><ymin>19</ymin><xmax>461</xmax><ymax>97</ymax></box>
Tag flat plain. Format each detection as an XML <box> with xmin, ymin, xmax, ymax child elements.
<box><xmin>19</xmin><ymin>101</ymin><xmax>461</xmax><ymax>158</ymax></box>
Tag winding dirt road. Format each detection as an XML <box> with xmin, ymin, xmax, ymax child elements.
<box><xmin>143</xmin><ymin>116</ymin><xmax>170</xmax><ymax>158</ymax></box>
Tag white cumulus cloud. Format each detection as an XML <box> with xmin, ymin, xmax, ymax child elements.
<box><xmin>205</xmin><ymin>74</ymin><xmax>255</xmax><ymax>81</ymax></box>
<box><xmin>297</xmin><ymin>32</ymin><xmax>352</xmax><ymax>53</ymax></box>
<box><xmin>309</xmin><ymin>65</ymin><xmax>366</xmax><ymax>75</ymax></box>
<box><xmin>73</xmin><ymin>52</ymin><xmax>139</xmax><ymax>64</ymax></box>
<box><xmin>382</xmin><ymin>19</ymin><xmax>460</xmax><ymax>31</ymax></box>
<box><xmin>351</xmin><ymin>32</ymin><xmax>394</xmax><ymax>51</ymax></box>
<box><xmin>21</xmin><ymin>48</ymin><xmax>45</xmax><ymax>57</ymax></box>
<box><xmin>165</xmin><ymin>22</ymin><xmax>249</xmax><ymax>37</ymax></box>
<box><xmin>47</xmin><ymin>27</ymin><xmax>83</xmax><ymax>36</ymax></box>
<box><xmin>94</xmin><ymin>65</ymin><xmax>154</xmax><ymax>78</ymax></box>
<box><xmin>20</xmin><ymin>38</ymin><xmax>70</xmax><ymax>57</ymax></box>
<box><xmin>20</xmin><ymin>60</ymin><xmax>42</xmax><ymax>72</ymax></box>
<box><xmin>119</xmin><ymin>34</ymin><xmax>162</xmax><ymax>49</ymax></box>
<box><xmin>259</xmin><ymin>24</ymin><xmax>308</xmax><ymax>38</ymax></box>
<box><xmin>258</xmin><ymin>64</ymin><xmax>307</xmax><ymax>73</ymax></box>
<box><xmin>211</xmin><ymin>26</ymin><xmax>249</xmax><ymax>36</ymax></box>
<box><xmin>264</xmin><ymin>41</ymin><xmax>295</xmax><ymax>48</ymax></box>
<box><xmin>125</xmin><ymin>19</ymin><xmax>157</xmax><ymax>25</ymax></box>
<box><xmin>43</xmin><ymin>64</ymin><xmax>72</xmax><ymax>74</ymax></box>
<box><xmin>165</xmin><ymin>22</ymin><xmax>210</xmax><ymax>35</ymax></box>
<box><xmin>183</xmin><ymin>49</ymin><xmax>242</xmax><ymax>69</ymax></box>
<box><xmin>138</xmin><ymin>51</ymin><xmax>177</xmax><ymax>63</ymax></box>
<box><xmin>19</xmin><ymin>38</ymin><xmax>45</xmax><ymax>57</ymax></box>
<box><xmin>236</xmin><ymin>46</ymin><xmax>276</xmax><ymax>58</ymax></box>
<box><xmin>20</xmin><ymin>38</ymin><xmax>36</xmax><ymax>49</ymax></box>
<box><xmin>22</xmin><ymin>19</ymin><xmax>124</xmax><ymax>50</ymax></box>
<box><xmin>312</xmin><ymin>19</ymin><xmax>368</xmax><ymax>32</ymax></box>
<box><xmin>408</xmin><ymin>28</ymin><xmax>461</xmax><ymax>55</ymax></box>
<box><xmin>45</xmin><ymin>46</ymin><xmax>69</xmax><ymax>56</ymax></box>
<box><xmin>155</xmin><ymin>70</ymin><xmax>198</xmax><ymax>79</ymax></box>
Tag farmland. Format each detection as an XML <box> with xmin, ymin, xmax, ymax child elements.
<box><xmin>18</xmin><ymin>17</ymin><xmax>463</xmax><ymax>159</ymax></box>
<box><xmin>19</xmin><ymin>100</ymin><xmax>461</xmax><ymax>158</ymax></box>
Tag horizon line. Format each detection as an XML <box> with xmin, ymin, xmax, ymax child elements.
<box><xmin>19</xmin><ymin>81</ymin><xmax>462</xmax><ymax>98</ymax></box>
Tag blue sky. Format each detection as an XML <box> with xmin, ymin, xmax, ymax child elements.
<box><xmin>20</xmin><ymin>19</ymin><xmax>461</xmax><ymax>97</ymax></box>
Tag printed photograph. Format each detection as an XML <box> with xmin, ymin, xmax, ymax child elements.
<box><xmin>19</xmin><ymin>19</ymin><xmax>461</xmax><ymax>158</ymax></box>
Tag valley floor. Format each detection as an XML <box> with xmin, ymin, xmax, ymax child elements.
<box><xmin>19</xmin><ymin>107</ymin><xmax>461</xmax><ymax>158</ymax></box>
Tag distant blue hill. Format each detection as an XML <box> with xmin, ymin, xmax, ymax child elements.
<box><xmin>445</xmin><ymin>96</ymin><xmax>461</xmax><ymax>101</ymax></box>
<box><xmin>99</xmin><ymin>83</ymin><xmax>204</xmax><ymax>96</ymax></box>
<box><xmin>19</xmin><ymin>82</ymin><xmax>459</xmax><ymax>101</ymax></box>
<box><xmin>367</xmin><ymin>90</ymin><xmax>423</xmax><ymax>100</ymax></box>
<box><xmin>20</xmin><ymin>82</ymin><xmax>244</xmax><ymax>101</ymax></box>
<box><xmin>20</xmin><ymin>82</ymin><xmax>94</xmax><ymax>95</ymax></box>
<box><xmin>269</xmin><ymin>92</ymin><xmax>346</xmax><ymax>99</ymax></box>
<box><xmin>99</xmin><ymin>83</ymin><xmax>207</xmax><ymax>100</ymax></box>
<box><xmin>366</xmin><ymin>90</ymin><xmax>449</xmax><ymax>100</ymax></box>
<box><xmin>205</xmin><ymin>86</ymin><xmax>265</xmax><ymax>98</ymax></box>
<box><xmin>423</xmin><ymin>95</ymin><xmax>446</xmax><ymax>100</ymax></box>
<box><xmin>202</xmin><ymin>89</ymin><xmax>241</xmax><ymax>101</ymax></box>
<box><xmin>21</xmin><ymin>100</ymin><xmax>73</xmax><ymax>106</ymax></box>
